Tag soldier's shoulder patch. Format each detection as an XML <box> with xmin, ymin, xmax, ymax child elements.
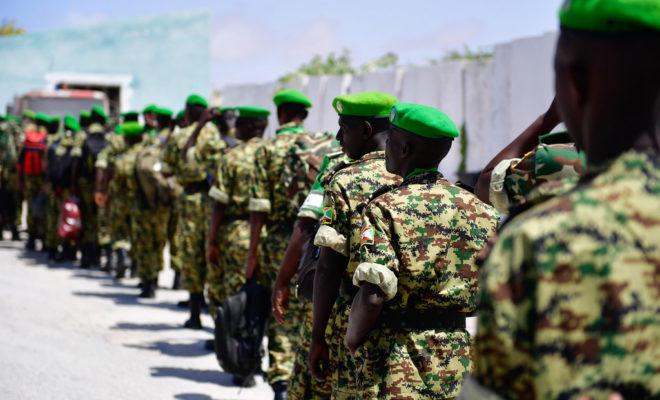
<box><xmin>361</xmin><ymin>225</ymin><xmax>375</xmax><ymax>245</ymax></box>
<box><xmin>320</xmin><ymin>207</ymin><xmax>335</xmax><ymax>225</ymax></box>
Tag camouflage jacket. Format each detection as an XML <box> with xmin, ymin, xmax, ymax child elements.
<box><xmin>351</xmin><ymin>170</ymin><xmax>499</xmax><ymax>399</ymax></box>
<box><xmin>314</xmin><ymin>151</ymin><xmax>401</xmax><ymax>274</ymax></box>
<box><xmin>162</xmin><ymin>121</ymin><xmax>225</xmax><ymax>186</ymax></box>
<box><xmin>473</xmin><ymin>149</ymin><xmax>660</xmax><ymax>400</ymax></box>
<box><xmin>95</xmin><ymin>133</ymin><xmax>125</xmax><ymax>170</ymax></box>
<box><xmin>0</xmin><ymin>124</ymin><xmax>16</xmax><ymax>181</ymax></box>
<box><xmin>490</xmin><ymin>141</ymin><xmax>584</xmax><ymax>214</ymax></box>
<box><xmin>209</xmin><ymin>136</ymin><xmax>264</xmax><ymax>219</ymax></box>
<box><xmin>248</xmin><ymin>122</ymin><xmax>310</xmax><ymax>228</ymax></box>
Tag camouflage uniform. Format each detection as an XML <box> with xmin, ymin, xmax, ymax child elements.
<box><xmin>352</xmin><ymin>170</ymin><xmax>498</xmax><ymax>399</ymax></box>
<box><xmin>128</xmin><ymin>135</ymin><xmax>169</xmax><ymax>282</ymax></box>
<box><xmin>0</xmin><ymin>120</ymin><xmax>17</xmax><ymax>229</ymax></box>
<box><xmin>95</xmin><ymin>133</ymin><xmax>127</xmax><ymax>250</ymax></box>
<box><xmin>207</xmin><ymin>136</ymin><xmax>264</xmax><ymax>318</ymax></box>
<box><xmin>289</xmin><ymin>151</ymin><xmax>346</xmax><ymax>400</ymax></box>
<box><xmin>248</xmin><ymin>122</ymin><xmax>316</xmax><ymax>386</ymax></box>
<box><xmin>471</xmin><ymin>150</ymin><xmax>660</xmax><ymax>400</ymax></box>
<box><xmin>7</xmin><ymin>119</ymin><xmax>24</xmax><ymax>230</ymax></box>
<box><xmin>313</xmin><ymin>151</ymin><xmax>401</xmax><ymax>399</ymax></box>
<box><xmin>79</xmin><ymin>123</ymin><xmax>107</xmax><ymax>249</ymax></box>
<box><xmin>157</xmin><ymin>127</ymin><xmax>180</xmax><ymax>273</ymax></box>
<box><xmin>21</xmin><ymin>124</ymin><xmax>48</xmax><ymax>240</ymax></box>
<box><xmin>489</xmin><ymin>133</ymin><xmax>584</xmax><ymax>214</ymax></box>
<box><xmin>162</xmin><ymin>121</ymin><xmax>225</xmax><ymax>294</ymax></box>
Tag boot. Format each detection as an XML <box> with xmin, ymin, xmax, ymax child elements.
<box><xmin>89</xmin><ymin>244</ymin><xmax>100</xmax><ymax>268</ymax></box>
<box><xmin>25</xmin><ymin>235</ymin><xmax>36</xmax><ymax>251</ymax></box>
<box><xmin>129</xmin><ymin>259</ymin><xmax>137</xmax><ymax>278</ymax></box>
<box><xmin>204</xmin><ymin>339</ymin><xmax>215</xmax><ymax>351</ymax></box>
<box><xmin>100</xmin><ymin>245</ymin><xmax>113</xmax><ymax>272</ymax></box>
<box><xmin>172</xmin><ymin>271</ymin><xmax>181</xmax><ymax>290</ymax></box>
<box><xmin>177</xmin><ymin>292</ymin><xmax>190</xmax><ymax>308</ymax></box>
<box><xmin>272</xmin><ymin>381</ymin><xmax>289</xmax><ymax>400</ymax></box>
<box><xmin>66</xmin><ymin>244</ymin><xmax>78</xmax><ymax>261</ymax></box>
<box><xmin>53</xmin><ymin>246</ymin><xmax>67</xmax><ymax>262</ymax></box>
<box><xmin>10</xmin><ymin>226</ymin><xmax>20</xmax><ymax>241</ymax></box>
<box><xmin>47</xmin><ymin>247</ymin><xmax>57</xmax><ymax>260</ymax></box>
<box><xmin>138</xmin><ymin>279</ymin><xmax>156</xmax><ymax>298</ymax></box>
<box><xmin>183</xmin><ymin>292</ymin><xmax>203</xmax><ymax>329</ymax></box>
<box><xmin>233</xmin><ymin>374</ymin><xmax>256</xmax><ymax>388</ymax></box>
<box><xmin>115</xmin><ymin>249</ymin><xmax>127</xmax><ymax>280</ymax></box>
<box><xmin>79</xmin><ymin>243</ymin><xmax>92</xmax><ymax>269</ymax></box>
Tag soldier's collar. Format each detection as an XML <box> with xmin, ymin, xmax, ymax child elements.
<box><xmin>276</xmin><ymin>122</ymin><xmax>304</xmax><ymax>135</ymax></box>
<box><xmin>404</xmin><ymin>167</ymin><xmax>439</xmax><ymax>181</ymax></box>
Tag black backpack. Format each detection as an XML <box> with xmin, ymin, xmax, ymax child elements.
<box><xmin>80</xmin><ymin>133</ymin><xmax>107</xmax><ymax>179</ymax></box>
<box><xmin>46</xmin><ymin>139</ymin><xmax>76</xmax><ymax>189</ymax></box>
<box><xmin>214</xmin><ymin>279</ymin><xmax>269</xmax><ymax>381</ymax></box>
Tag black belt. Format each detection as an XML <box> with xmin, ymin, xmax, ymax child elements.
<box><xmin>183</xmin><ymin>181</ymin><xmax>210</xmax><ymax>194</ymax></box>
<box><xmin>381</xmin><ymin>309</ymin><xmax>466</xmax><ymax>331</ymax></box>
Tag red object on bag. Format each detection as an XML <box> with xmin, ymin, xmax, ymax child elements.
<box><xmin>20</xmin><ymin>130</ymin><xmax>47</xmax><ymax>176</ymax></box>
<box><xmin>57</xmin><ymin>197</ymin><xmax>82</xmax><ymax>242</ymax></box>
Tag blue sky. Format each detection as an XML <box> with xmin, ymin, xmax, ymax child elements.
<box><xmin>3</xmin><ymin>0</ymin><xmax>563</xmax><ymax>88</ymax></box>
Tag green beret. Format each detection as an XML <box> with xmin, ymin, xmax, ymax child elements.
<box><xmin>35</xmin><ymin>113</ymin><xmax>51</xmax><ymax>125</ymax></box>
<box><xmin>7</xmin><ymin>115</ymin><xmax>21</xmax><ymax>124</ymax></box>
<box><xmin>218</xmin><ymin>107</ymin><xmax>236</xmax><ymax>114</ymax></box>
<box><xmin>186</xmin><ymin>94</ymin><xmax>208</xmax><ymax>108</ymax></box>
<box><xmin>91</xmin><ymin>105</ymin><xmax>108</xmax><ymax>121</ymax></box>
<box><xmin>48</xmin><ymin>115</ymin><xmax>61</xmax><ymax>126</ymax></box>
<box><xmin>142</xmin><ymin>104</ymin><xmax>158</xmax><ymax>114</ymax></box>
<box><xmin>273</xmin><ymin>89</ymin><xmax>312</xmax><ymax>108</ymax></box>
<box><xmin>118</xmin><ymin>122</ymin><xmax>144</xmax><ymax>136</ymax></box>
<box><xmin>23</xmin><ymin>110</ymin><xmax>36</xmax><ymax>119</ymax></box>
<box><xmin>175</xmin><ymin>110</ymin><xmax>185</xmax><ymax>121</ymax></box>
<box><xmin>560</xmin><ymin>0</ymin><xmax>660</xmax><ymax>32</ymax></box>
<box><xmin>333</xmin><ymin>92</ymin><xmax>397</xmax><ymax>118</ymax></box>
<box><xmin>64</xmin><ymin>115</ymin><xmax>81</xmax><ymax>132</ymax></box>
<box><xmin>389</xmin><ymin>103</ymin><xmax>460</xmax><ymax>140</ymax></box>
<box><xmin>236</xmin><ymin>106</ymin><xmax>271</xmax><ymax>119</ymax></box>
<box><xmin>154</xmin><ymin>107</ymin><xmax>173</xmax><ymax>117</ymax></box>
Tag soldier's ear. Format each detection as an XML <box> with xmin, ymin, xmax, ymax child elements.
<box><xmin>362</xmin><ymin>120</ymin><xmax>374</xmax><ymax>139</ymax></box>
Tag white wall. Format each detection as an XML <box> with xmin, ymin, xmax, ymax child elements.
<box><xmin>219</xmin><ymin>31</ymin><xmax>559</xmax><ymax>180</ymax></box>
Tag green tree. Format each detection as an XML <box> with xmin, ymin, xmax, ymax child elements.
<box><xmin>0</xmin><ymin>20</ymin><xmax>25</xmax><ymax>36</ymax></box>
<box><xmin>279</xmin><ymin>50</ymin><xmax>398</xmax><ymax>83</ymax></box>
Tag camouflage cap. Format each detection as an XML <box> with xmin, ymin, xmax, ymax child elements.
<box><xmin>64</xmin><ymin>115</ymin><xmax>81</xmax><ymax>132</ymax></box>
<box><xmin>390</xmin><ymin>102</ymin><xmax>460</xmax><ymax>139</ymax></box>
<box><xmin>560</xmin><ymin>0</ymin><xmax>660</xmax><ymax>32</ymax></box>
<box><xmin>273</xmin><ymin>89</ymin><xmax>312</xmax><ymax>108</ymax></box>
<box><xmin>236</xmin><ymin>106</ymin><xmax>271</xmax><ymax>119</ymax></box>
<box><xmin>333</xmin><ymin>92</ymin><xmax>397</xmax><ymax>118</ymax></box>
<box><xmin>185</xmin><ymin>94</ymin><xmax>208</xmax><ymax>108</ymax></box>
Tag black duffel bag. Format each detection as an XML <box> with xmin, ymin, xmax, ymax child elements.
<box><xmin>214</xmin><ymin>279</ymin><xmax>269</xmax><ymax>381</ymax></box>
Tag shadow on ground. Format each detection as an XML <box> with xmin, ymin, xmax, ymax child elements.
<box><xmin>125</xmin><ymin>339</ymin><xmax>210</xmax><ymax>357</ymax></box>
<box><xmin>111</xmin><ymin>322</ymin><xmax>183</xmax><ymax>331</ymax></box>
<box><xmin>72</xmin><ymin>290</ymin><xmax>184</xmax><ymax>312</ymax></box>
<box><xmin>174</xmin><ymin>394</ymin><xmax>215</xmax><ymax>400</ymax></box>
<box><xmin>150</xmin><ymin>367</ymin><xmax>235</xmax><ymax>387</ymax></box>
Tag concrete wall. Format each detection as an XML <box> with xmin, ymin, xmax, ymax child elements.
<box><xmin>220</xmin><ymin>31</ymin><xmax>559</xmax><ymax>181</ymax></box>
<box><xmin>0</xmin><ymin>11</ymin><xmax>211</xmax><ymax>113</ymax></box>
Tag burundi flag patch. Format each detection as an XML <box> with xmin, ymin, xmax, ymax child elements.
<box><xmin>361</xmin><ymin>225</ymin><xmax>375</xmax><ymax>245</ymax></box>
<box><xmin>320</xmin><ymin>207</ymin><xmax>335</xmax><ymax>225</ymax></box>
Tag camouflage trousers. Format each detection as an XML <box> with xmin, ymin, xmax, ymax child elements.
<box><xmin>45</xmin><ymin>188</ymin><xmax>71</xmax><ymax>250</ymax></box>
<box><xmin>289</xmin><ymin>300</ymin><xmax>332</xmax><ymax>400</ymax></box>
<box><xmin>167</xmin><ymin>204</ymin><xmax>180</xmax><ymax>272</ymax></box>
<box><xmin>258</xmin><ymin>226</ymin><xmax>304</xmax><ymax>386</ymax></box>
<box><xmin>131</xmin><ymin>205</ymin><xmax>168</xmax><ymax>281</ymax></box>
<box><xmin>356</xmin><ymin>328</ymin><xmax>472</xmax><ymax>399</ymax></box>
<box><xmin>107</xmin><ymin>181</ymin><xmax>132</xmax><ymax>251</ymax></box>
<box><xmin>329</xmin><ymin>292</ymin><xmax>366</xmax><ymax>399</ymax></box>
<box><xmin>176</xmin><ymin>191</ymin><xmax>209</xmax><ymax>294</ymax></box>
<box><xmin>79</xmin><ymin>179</ymin><xmax>99</xmax><ymax>246</ymax></box>
<box><xmin>24</xmin><ymin>175</ymin><xmax>44</xmax><ymax>237</ymax></box>
<box><xmin>207</xmin><ymin>219</ymin><xmax>249</xmax><ymax>319</ymax></box>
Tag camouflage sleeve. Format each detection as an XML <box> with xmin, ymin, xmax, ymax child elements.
<box><xmin>313</xmin><ymin>179</ymin><xmax>351</xmax><ymax>256</ymax></box>
<box><xmin>352</xmin><ymin>202</ymin><xmax>399</xmax><ymax>300</ymax></box>
<box><xmin>209</xmin><ymin>155</ymin><xmax>230</xmax><ymax>205</ymax></box>
<box><xmin>472</xmin><ymin>228</ymin><xmax>536</xmax><ymax>398</ymax></box>
<box><xmin>248</xmin><ymin>144</ymin><xmax>271</xmax><ymax>213</ymax></box>
<box><xmin>160</xmin><ymin>133</ymin><xmax>178</xmax><ymax>174</ymax></box>
<box><xmin>94</xmin><ymin>145</ymin><xmax>113</xmax><ymax>169</ymax></box>
<box><xmin>187</xmin><ymin>125</ymin><xmax>225</xmax><ymax>180</ymax></box>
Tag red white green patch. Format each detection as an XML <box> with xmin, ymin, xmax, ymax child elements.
<box><xmin>320</xmin><ymin>207</ymin><xmax>335</xmax><ymax>225</ymax></box>
<box><xmin>361</xmin><ymin>225</ymin><xmax>375</xmax><ymax>245</ymax></box>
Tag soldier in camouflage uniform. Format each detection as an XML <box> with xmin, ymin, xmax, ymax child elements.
<box><xmin>95</xmin><ymin>123</ymin><xmax>131</xmax><ymax>274</ymax></box>
<box><xmin>344</xmin><ymin>103</ymin><xmax>498</xmax><ymax>399</ymax></box>
<box><xmin>465</xmin><ymin>2</ymin><xmax>660</xmax><ymax>399</ymax></box>
<box><xmin>206</xmin><ymin>106</ymin><xmax>269</xmax><ymax>384</ymax></box>
<box><xmin>7</xmin><ymin>114</ymin><xmax>24</xmax><ymax>239</ymax></box>
<box><xmin>19</xmin><ymin>112</ymin><xmax>49</xmax><ymax>250</ymax></box>
<box><xmin>45</xmin><ymin>115</ymin><xmax>85</xmax><ymax>261</ymax></box>
<box><xmin>162</xmin><ymin>94</ymin><xmax>225</xmax><ymax>328</ymax></box>
<box><xmin>308</xmin><ymin>92</ymin><xmax>401</xmax><ymax>399</ymax></box>
<box><xmin>0</xmin><ymin>114</ymin><xmax>18</xmax><ymax>237</ymax></box>
<box><xmin>246</xmin><ymin>89</ymin><xmax>318</xmax><ymax>399</ymax></box>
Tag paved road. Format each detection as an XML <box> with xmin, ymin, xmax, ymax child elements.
<box><xmin>0</xmin><ymin>237</ymin><xmax>272</xmax><ymax>400</ymax></box>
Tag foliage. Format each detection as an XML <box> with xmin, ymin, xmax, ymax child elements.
<box><xmin>0</xmin><ymin>20</ymin><xmax>25</xmax><ymax>36</ymax></box>
<box><xmin>458</xmin><ymin>123</ymin><xmax>468</xmax><ymax>174</ymax></box>
<box><xmin>442</xmin><ymin>45</ymin><xmax>492</xmax><ymax>62</ymax></box>
<box><xmin>279</xmin><ymin>49</ymin><xmax>398</xmax><ymax>83</ymax></box>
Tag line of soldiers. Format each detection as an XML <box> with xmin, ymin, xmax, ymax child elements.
<box><xmin>1</xmin><ymin>1</ymin><xmax>658</xmax><ymax>399</ymax></box>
